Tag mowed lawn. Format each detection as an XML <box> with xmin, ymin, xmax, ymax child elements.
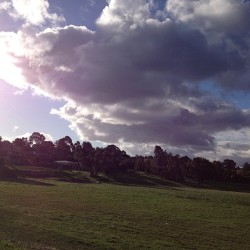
<box><xmin>0</xmin><ymin>176</ymin><xmax>250</xmax><ymax>249</ymax></box>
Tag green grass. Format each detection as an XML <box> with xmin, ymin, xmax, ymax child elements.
<box><xmin>0</xmin><ymin>167</ymin><xmax>250</xmax><ymax>249</ymax></box>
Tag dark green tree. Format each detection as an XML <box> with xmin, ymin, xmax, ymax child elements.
<box><xmin>55</xmin><ymin>136</ymin><xmax>74</xmax><ymax>161</ymax></box>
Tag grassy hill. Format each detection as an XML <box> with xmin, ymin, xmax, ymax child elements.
<box><xmin>0</xmin><ymin>166</ymin><xmax>250</xmax><ymax>249</ymax></box>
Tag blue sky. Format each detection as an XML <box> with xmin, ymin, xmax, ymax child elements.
<box><xmin>49</xmin><ymin>0</ymin><xmax>107</xmax><ymax>29</ymax></box>
<box><xmin>1</xmin><ymin>0</ymin><xmax>250</xmax><ymax>164</ymax></box>
<box><xmin>0</xmin><ymin>80</ymin><xmax>75</xmax><ymax>141</ymax></box>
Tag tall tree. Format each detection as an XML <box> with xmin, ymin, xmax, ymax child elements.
<box><xmin>243</xmin><ymin>162</ymin><xmax>250</xmax><ymax>172</ymax></box>
<box><xmin>101</xmin><ymin>145</ymin><xmax>129</xmax><ymax>174</ymax></box>
<box><xmin>29</xmin><ymin>132</ymin><xmax>46</xmax><ymax>145</ymax></box>
<box><xmin>12</xmin><ymin>137</ymin><xmax>31</xmax><ymax>165</ymax></box>
<box><xmin>152</xmin><ymin>145</ymin><xmax>167</xmax><ymax>175</ymax></box>
<box><xmin>74</xmin><ymin>141</ymin><xmax>95</xmax><ymax>175</ymax></box>
<box><xmin>223</xmin><ymin>159</ymin><xmax>236</xmax><ymax>181</ymax></box>
<box><xmin>192</xmin><ymin>157</ymin><xmax>212</xmax><ymax>182</ymax></box>
<box><xmin>55</xmin><ymin>136</ymin><xmax>74</xmax><ymax>161</ymax></box>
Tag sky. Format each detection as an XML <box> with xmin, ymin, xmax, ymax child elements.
<box><xmin>1</xmin><ymin>0</ymin><xmax>250</xmax><ymax>164</ymax></box>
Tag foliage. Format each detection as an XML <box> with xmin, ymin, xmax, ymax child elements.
<box><xmin>243</xmin><ymin>162</ymin><xmax>250</xmax><ymax>172</ymax></box>
<box><xmin>0</xmin><ymin>133</ymin><xmax>249</xmax><ymax>183</ymax></box>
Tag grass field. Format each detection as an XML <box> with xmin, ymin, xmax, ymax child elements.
<box><xmin>0</xmin><ymin>167</ymin><xmax>250</xmax><ymax>249</ymax></box>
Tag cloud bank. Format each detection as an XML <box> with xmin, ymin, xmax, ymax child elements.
<box><xmin>1</xmin><ymin>0</ymin><xmax>250</xmax><ymax>162</ymax></box>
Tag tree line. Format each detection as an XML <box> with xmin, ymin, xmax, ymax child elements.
<box><xmin>0</xmin><ymin>132</ymin><xmax>250</xmax><ymax>183</ymax></box>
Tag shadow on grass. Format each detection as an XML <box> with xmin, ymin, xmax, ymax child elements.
<box><xmin>96</xmin><ymin>172</ymin><xmax>250</xmax><ymax>193</ymax></box>
<box><xmin>0</xmin><ymin>177</ymin><xmax>55</xmax><ymax>186</ymax></box>
<box><xmin>57</xmin><ymin>176</ymin><xmax>92</xmax><ymax>184</ymax></box>
<box><xmin>3</xmin><ymin>166</ymin><xmax>91</xmax><ymax>185</ymax></box>
<box><xmin>177</xmin><ymin>178</ymin><xmax>250</xmax><ymax>193</ymax></box>
<box><xmin>96</xmin><ymin>172</ymin><xmax>183</xmax><ymax>189</ymax></box>
<box><xmin>2</xmin><ymin>166</ymin><xmax>250</xmax><ymax>192</ymax></box>
<box><xmin>0</xmin><ymin>166</ymin><xmax>56</xmax><ymax>186</ymax></box>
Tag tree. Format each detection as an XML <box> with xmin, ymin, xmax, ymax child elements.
<box><xmin>164</xmin><ymin>154</ymin><xmax>185</xmax><ymax>181</ymax></box>
<box><xmin>74</xmin><ymin>141</ymin><xmax>95</xmax><ymax>175</ymax></box>
<box><xmin>0</xmin><ymin>137</ymin><xmax>5</xmax><ymax>167</ymax></box>
<box><xmin>243</xmin><ymin>162</ymin><xmax>250</xmax><ymax>172</ymax></box>
<box><xmin>55</xmin><ymin>136</ymin><xmax>74</xmax><ymax>161</ymax></box>
<box><xmin>223</xmin><ymin>159</ymin><xmax>236</xmax><ymax>170</ymax></box>
<box><xmin>134</xmin><ymin>156</ymin><xmax>146</xmax><ymax>172</ymax></box>
<box><xmin>34</xmin><ymin>140</ymin><xmax>56</xmax><ymax>166</ymax></box>
<box><xmin>91</xmin><ymin>147</ymin><xmax>103</xmax><ymax>177</ymax></box>
<box><xmin>101</xmin><ymin>145</ymin><xmax>127</xmax><ymax>174</ymax></box>
<box><xmin>192</xmin><ymin>157</ymin><xmax>212</xmax><ymax>182</ymax></box>
<box><xmin>223</xmin><ymin>159</ymin><xmax>236</xmax><ymax>181</ymax></box>
<box><xmin>0</xmin><ymin>140</ymin><xmax>13</xmax><ymax>165</ymax></box>
<box><xmin>12</xmin><ymin>137</ymin><xmax>31</xmax><ymax>165</ymax></box>
<box><xmin>29</xmin><ymin>132</ymin><xmax>45</xmax><ymax>145</ymax></box>
<box><xmin>211</xmin><ymin>161</ymin><xmax>224</xmax><ymax>181</ymax></box>
<box><xmin>152</xmin><ymin>145</ymin><xmax>167</xmax><ymax>175</ymax></box>
<box><xmin>179</xmin><ymin>155</ymin><xmax>192</xmax><ymax>179</ymax></box>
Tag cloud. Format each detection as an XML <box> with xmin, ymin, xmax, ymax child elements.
<box><xmin>166</xmin><ymin>0</ymin><xmax>250</xmax><ymax>92</ymax></box>
<box><xmin>12</xmin><ymin>126</ymin><xmax>19</xmax><ymax>133</ymax></box>
<box><xmin>197</xmin><ymin>128</ymin><xmax>250</xmax><ymax>165</ymax></box>
<box><xmin>0</xmin><ymin>1</ymin><xmax>11</xmax><ymax>11</ymax></box>
<box><xmin>242</xmin><ymin>0</ymin><xmax>250</xmax><ymax>3</ymax></box>
<box><xmin>2</xmin><ymin>0</ymin><xmax>65</xmax><ymax>26</ymax></box>
<box><xmin>1</xmin><ymin>0</ymin><xmax>250</xmax><ymax>160</ymax></box>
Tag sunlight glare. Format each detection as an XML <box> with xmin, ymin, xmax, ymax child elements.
<box><xmin>0</xmin><ymin>44</ymin><xmax>28</xmax><ymax>90</ymax></box>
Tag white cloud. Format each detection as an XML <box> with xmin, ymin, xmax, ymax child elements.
<box><xmin>192</xmin><ymin>128</ymin><xmax>250</xmax><ymax>164</ymax></box>
<box><xmin>166</xmin><ymin>0</ymin><xmax>235</xmax><ymax>22</ymax></box>
<box><xmin>0</xmin><ymin>1</ymin><xmax>11</xmax><ymax>11</ymax></box>
<box><xmin>4</xmin><ymin>0</ymin><xmax>65</xmax><ymax>26</ymax></box>
<box><xmin>215</xmin><ymin>129</ymin><xmax>250</xmax><ymax>158</ymax></box>
<box><xmin>12</xmin><ymin>126</ymin><xmax>19</xmax><ymax>133</ymax></box>
<box><xmin>0</xmin><ymin>31</ymin><xmax>29</xmax><ymax>90</ymax></box>
<box><xmin>97</xmin><ymin>0</ymin><xmax>152</xmax><ymax>29</ymax></box>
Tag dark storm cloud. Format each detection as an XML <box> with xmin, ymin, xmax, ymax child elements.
<box><xmin>167</xmin><ymin>0</ymin><xmax>250</xmax><ymax>91</ymax></box>
<box><xmin>17</xmin><ymin>15</ymin><xmax>243</xmax><ymax>103</ymax></box>
<box><xmin>68</xmin><ymin>110</ymin><xmax>216</xmax><ymax>149</ymax></box>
